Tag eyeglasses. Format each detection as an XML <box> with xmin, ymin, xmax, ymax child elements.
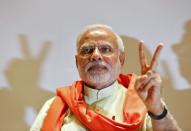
<box><xmin>78</xmin><ymin>43</ymin><xmax>118</xmax><ymax>57</ymax></box>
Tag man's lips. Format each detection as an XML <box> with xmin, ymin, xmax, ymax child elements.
<box><xmin>87</xmin><ymin>65</ymin><xmax>107</xmax><ymax>72</ymax></box>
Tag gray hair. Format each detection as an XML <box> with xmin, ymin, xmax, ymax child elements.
<box><xmin>76</xmin><ymin>24</ymin><xmax>124</xmax><ymax>52</ymax></box>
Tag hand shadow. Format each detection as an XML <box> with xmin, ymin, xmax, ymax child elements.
<box><xmin>0</xmin><ymin>35</ymin><xmax>54</xmax><ymax>131</ymax></box>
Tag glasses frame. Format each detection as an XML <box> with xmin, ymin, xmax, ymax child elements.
<box><xmin>77</xmin><ymin>42</ymin><xmax>119</xmax><ymax>58</ymax></box>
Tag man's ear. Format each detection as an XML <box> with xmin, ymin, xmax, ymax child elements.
<box><xmin>75</xmin><ymin>55</ymin><xmax>78</xmax><ymax>68</ymax></box>
<box><xmin>119</xmin><ymin>52</ymin><xmax>125</xmax><ymax>66</ymax></box>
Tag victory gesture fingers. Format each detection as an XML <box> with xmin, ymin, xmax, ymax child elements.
<box><xmin>139</xmin><ymin>41</ymin><xmax>163</xmax><ymax>74</ymax></box>
<box><xmin>135</xmin><ymin>41</ymin><xmax>164</xmax><ymax>114</ymax></box>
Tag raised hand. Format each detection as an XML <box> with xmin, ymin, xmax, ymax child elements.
<box><xmin>135</xmin><ymin>41</ymin><xmax>164</xmax><ymax>114</ymax></box>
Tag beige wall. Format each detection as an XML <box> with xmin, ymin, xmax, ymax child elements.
<box><xmin>0</xmin><ymin>0</ymin><xmax>191</xmax><ymax>130</ymax></box>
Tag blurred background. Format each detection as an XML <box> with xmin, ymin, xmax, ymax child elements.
<box><xmin>0</xmin><ymin>0</ymin><xmax>190</xmax><ymax>130</ymax></box>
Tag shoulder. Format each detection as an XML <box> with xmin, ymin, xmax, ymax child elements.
<box><xmin>56</xmin><ymin>81</ymin><xmax>79</xmax><ymax>93</ymax></box>
<box><xmin>43</xmin><ymin>97</ymin><xmax>56</xmax><ymax>108</ymax></box>
<box><xmin>30</xmin><ymin>97</ymin><xmax>56</xmax><ymax>131</ymax></box>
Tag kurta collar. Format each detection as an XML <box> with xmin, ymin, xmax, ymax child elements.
<box><xmin>83</xmin><ymin>81</ymin><xmax>118</xmax><ymax>105</ymax></box>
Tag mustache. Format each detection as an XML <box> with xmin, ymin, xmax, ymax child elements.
<box><xmin>85</xmin><ymin>61</ymin><xmax>111</xmax><ymax>72</ymax></box>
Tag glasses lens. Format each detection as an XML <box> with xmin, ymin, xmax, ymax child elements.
<box><xmin>79</xmin><ymin>43</ymin><xmax>116</xmax><ymax>57</ymax></box>
<box><xmin>99</xmin><ymin>45</ymin><xmax>113</xmax><ymax>55</ymax></box>
<box><xmin>79</xmin><ymin>45</ymin><xmax>94</xmax><ymax>56</ymax></box>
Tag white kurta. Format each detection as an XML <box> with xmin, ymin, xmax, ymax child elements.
<box><xmin>30</xmin><ymin>81</ymin><xmax>151</xmax><ymax>131</ymax></box>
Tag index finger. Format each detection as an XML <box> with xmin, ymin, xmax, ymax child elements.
<box><xmin>19</xmin><ymin>34</ymin><xmax>32</xmax><ymax>59</ymax></box>
<box><xmin>139</xmin><ymin>41</ymin><xmax>148</xmax><ymax>69</ymax></box>
<box><xmin>150</xmin><ymin>43</ymin><xmax>164</xmax><ymax>70</ymax></box>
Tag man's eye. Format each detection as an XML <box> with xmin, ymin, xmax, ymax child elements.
<box><xmin>99</xmin><ymin>46</ymin><xmax>112</xmax><ymax>53</ymax></box>
<box><xmin>81</xmin><ymin>47</ymin><xmax>93</xmax><ymax>54</ymax></box>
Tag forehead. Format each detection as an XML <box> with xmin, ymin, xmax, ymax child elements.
<box><xmin>78</xmin><ymin>28</ymin><xmax>118</xmax><ymax>48</ymax></box>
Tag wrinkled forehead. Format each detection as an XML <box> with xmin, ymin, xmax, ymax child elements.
<box><xmin>77</xmin><ymin>28</ymin><xmax>118</xmax><ymax>49</ymax></box>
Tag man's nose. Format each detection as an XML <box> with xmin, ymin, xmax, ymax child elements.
<box><xmin>90</xmin><ymin>47</ymin><xmax>103</xmax><ymax>61</ymax></box>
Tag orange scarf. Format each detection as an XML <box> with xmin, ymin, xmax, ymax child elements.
<box><xmin>42</xmin><ymin>74</ymin><xmax>147</xmax><ymax>131</ymax></box>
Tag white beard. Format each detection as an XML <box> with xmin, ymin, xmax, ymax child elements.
<box><xmin>87</xmin><ymin>70</ymin><xmax>111</xmax><ymax>84</ymax></box>
<box><xmin>85</xmin><ymin>60</ymin><xmax>121</xmax><ymax>85</ymax></box>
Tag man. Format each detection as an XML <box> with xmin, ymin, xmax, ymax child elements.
<box><xmin>31</xmin><ymin>24</ymin><xmax>180</xmax><ymax>131</ymax></box>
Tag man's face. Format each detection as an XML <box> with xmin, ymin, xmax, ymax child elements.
<box><xmin>75</xmin><ymin>28</ymin><xmax>124</xmax><ymax>89</ymax></box>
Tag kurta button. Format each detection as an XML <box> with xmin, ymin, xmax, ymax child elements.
<box><xmin>112</xmin><ymin>115</ymin><xmax>115</xmax><ymax>120</ymax></box>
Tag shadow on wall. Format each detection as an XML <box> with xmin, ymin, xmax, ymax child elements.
<box><xmin>164</xmin><ymin>19</ymin><xmax>191</xmax><ymax>131</ymax></box>
<box><xmin>121</xmin><ymin>21</ymin><xmax>191</xmax><ymax>130</ymax></box>
<box><xmin>0</xmin><ymin>35</ymin><xmax>54</xmax><ymax>131</ymax></box>
<box><xmin>120</xmin><ymin>35</ymin><xmax>151</xmax><ymax>75</ymax></box>
<box><xmin>173</xmin><ymin>20</ymin><xmax>191</xmax><ymax>84</ymax></box>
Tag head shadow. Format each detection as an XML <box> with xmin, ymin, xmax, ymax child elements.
<box><xmin>172</xmin><ymin>20</ymin><xmax>191</xmax><ymax>84</ymax></box>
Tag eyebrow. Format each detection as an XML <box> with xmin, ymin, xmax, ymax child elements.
<box><xmin>78</xmin><ymin>43</ymin><xmax>93</xmax><ymax>51</ymax></box>
<box><xmin>79</xmin><ymin>41</ymin><xmax>114</xmax><ymax>48</ymax></box>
